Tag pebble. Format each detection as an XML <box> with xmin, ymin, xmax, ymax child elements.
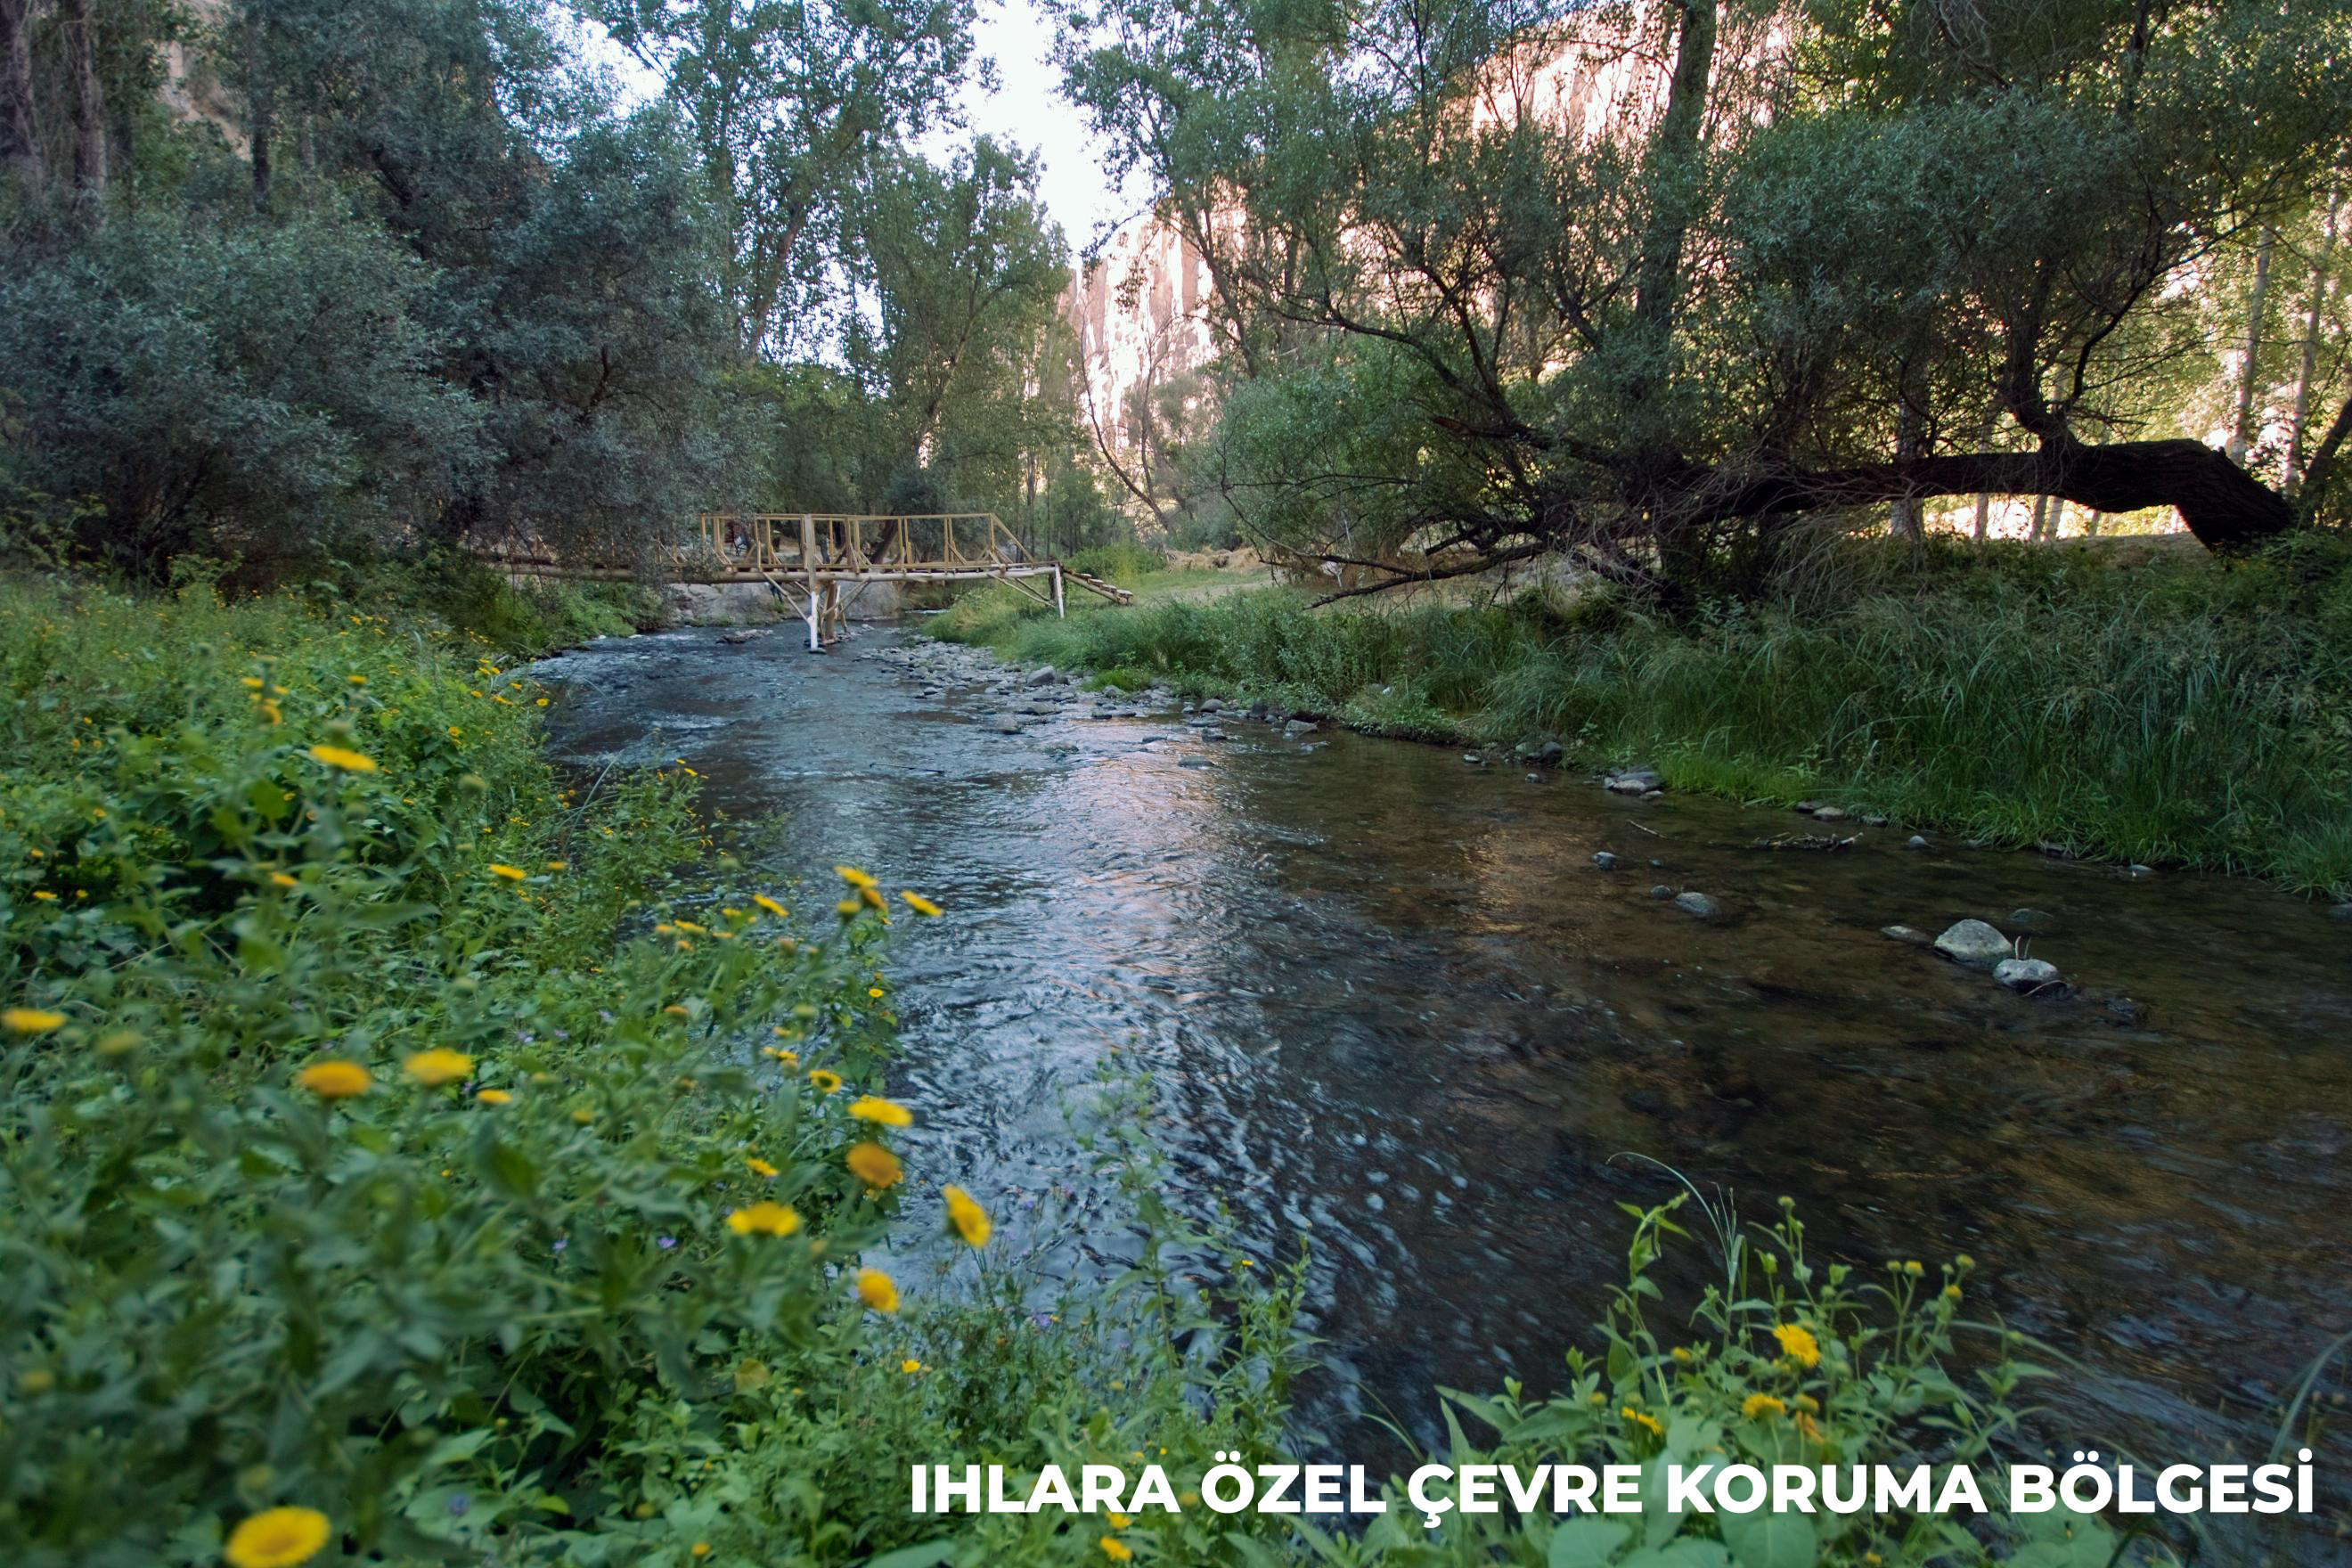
<box><xmin>1881</xmin><ymin>925</ymin><xmax>1932</xmax><ymax>945</ymax></box>
<box><xmin>1673</xmin><ymin>891</ymin><xmax>1721</xmax><ymax>919</ymax></box>
<box><xmin>1906</xmin><ymin>835</ymin><xmax>1931</xmax><ymax>851</ymax></box>
<box><xmin>1649</xmin><ymin>885</ymin><xmax>1675</xmax><ymax>900</ymax></box>
<box><xmin>1593</xmin><ymin>852</ymin><xmax>1618</xmax><ymax>870</ymax></box>
<box><xmin>1810</xmin><ymin>805</ymin><xmax>1848</xmax><ymax>822</ymax></box>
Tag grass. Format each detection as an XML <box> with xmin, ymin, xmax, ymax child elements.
<box><xmin>931</xmin><ymin>535</ymin><xmax>2352</xmax><ymax>895</ymax></box>
<box><xmin>0</xmin><ymin>566</ymin><xmax>2302</xmax><ymax>1566</ymax></box>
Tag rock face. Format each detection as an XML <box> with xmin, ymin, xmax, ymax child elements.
<box><xmin>1993</xmin><ymin>957</ymin><xmax>2062</xmax><ymax>992</ymax></box>
<box><xmin>1932</xmin><ymin>919</ymin><xmax>2013</xmax><ymax>968</ymax></box>
<box><xmin>1673</xmin><ymin>891</ymin><xmax>1720</xmax><ymax>918</ymax></box>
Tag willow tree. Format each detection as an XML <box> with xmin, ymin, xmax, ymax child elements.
<box><xmin>1052</xmin><ymin>0</ymin><xmax>2352</xmax><ymax>598</ymax></box>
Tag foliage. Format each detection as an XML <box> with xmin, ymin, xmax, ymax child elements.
<box><xmin>1052</xmin><ymin>0</ymin><xmax>2352</xmax><ymax>583</ymax></box>
<box><xmin>1330</xmin><ymin>1193</ymin><xmax>2128</xmax><ymax>1568</ymax></box>
<box><xmin>0</xmin><ymin>576</ymin><xmax>897</xmax><ymax>1563</ymax></box>
<box><xmin>931</xmin><ymin>537</ymin><xmax>2352</xmax><ymax>894</ymax></box>
<box><xmin>0</xmin><ymin>208</ymin><xmax>477</xmax><ymax>576</ymax></box>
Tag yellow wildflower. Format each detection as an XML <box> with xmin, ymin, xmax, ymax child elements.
<box><xmin>269</xmin><ymin>872</ymin><xmax>298</xmax><ymax>889</ymax></box>
<box><xmin>809</xmin><ymin>1068</ymin><xmax>843</xmax><ymax>1093</ymax></box>
<box><xmin>727</xmin><ymin>1201</ymin><xmax>800</xmax><ymax>1237</ymax></box>
<box><xmin>1943</xmin><ymin>1284</ymin><xmax>1963</xmax><ymax>1303</ymax></box>
<box><xmin>1108</xmin><ymin>1513</ymin><xmax>1131</xmax><ymax>1529</ymax></box>
<box><xmin>1100</xmin><ymin>1539</ymin><xmax>1133</xmax><ymax>1562</ymax></box>
<box><xmin>856</xmin><ymin>1268</ymin><xmax>899</xmax><ymax>1313</ymax></box>
<box><xmin>1621</xmin><ymin>1407</ymin><xmax>1663</xmax><ymax>1438</ymax></box>
<box><xmin>867</xmin><ymin>985</ymin><xmax>885</xmax><ymax>999</ymax></box>
<box><xmin>476</xmin><ymin>1088</ymin><xmax>513</xmax><ymax>1106</ymax></box>
<box><xmin>4</xmin><ymin>1007</ymin><xmax>67</xmax><ymax>1034</ymax></box>
<box><xmin>859</xmin><ymin>885</ymin><xmax>886</xmax><ymax>911</ymax></box>
<box><xmin>836</xmin><ymin>897</ymin><xmax>862</xmax><ymax>919</ymax></box>
<box><xmin>835</xmin><ymin>864</ymin><xmax>877</xmax><ymax>889</ymax></box>
<box><xmin>294</xmin><ymin>1060</ymin><xmax>372</xmax><ymax>1099</ymax></box>
<box><xmin>943</xmin><ymin>1185</ymin><xmax>991</xmax><ymax>1247</ymax></box>
<box><xmin>31</xmin><ymin>890</ymin><xmax>56</xmax><ymax>901</ymax></box>
<box><xmin>346</xmin><ymin>674</ymin><xmax>367</xmax><ymax>685</ymax></box>
<box><xmin>900</xmin><ymin>892</ymin><xmax>941</xmax><ymax>917</ymax></box>
<box><xmin>1772</xmin><ymin>1323</ymin><xmax>1821</xmax><ymax>1368</ymax></box>
<box><xmin>240</xmin><ymin>676</ymin><xmax>265</xmax><ymax>690</ymax></box>
<box><xmin>305</xmin><ymin>745</ymin><xmax>378</xmax><ymax>773</ymax></box>
<box><xmin>753</xmin><ymin>894</ymin><xmax>788</xmax><ymax>918</ymax></box>
<box><xmin>901</xmin><ymin>1358</ymin><xmax>923</xmax><ymax>1374</ymax></box>
<box><xmin>763</xmin><ymin>1047</ymin><xmax>799</xmax><ymax>1066</ymax></box>
<box><xmin>223</xmin><ymin>1506</ymin><xmax>331</xmax><ymax>1568</ymax></box>
<box><xmin>403</xmin><ymin>1049</ymin><xmax>474</xmax><ymax>1087</ymax></box>
<box><xmin>846</xmin><ymin>1141</ymin><xmax>903</xmax><ymax>1189</ymax></box>
<box><xmin>847</xmin><ymin>1095</ymin><xmax>913</xmax><ymax>1128</ymax></box>
<box><xmin>487</xmin><ymin>864</ymin><xmax>526</xmax><ymax>881</ymax></box>
<box><xmin>1743</xmin><ymin>1393</ymin><xmax>1786</xmax><ymax>1421</ymax></box>
<box><xmin>746</xmin><ymin>1156</ymin><xmax>779</xmax><ymax>1178</ymax></box>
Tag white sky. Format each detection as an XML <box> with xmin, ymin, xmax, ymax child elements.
<box><xmin>567</xmin><ymin>0</ymin><xmax>1142</xmax><ymax>257</ymax></box>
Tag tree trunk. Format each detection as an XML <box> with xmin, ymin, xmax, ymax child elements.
<box><xmin>2285</xmin><ymin>187</ymin><xmax>2342</xmax><ymax>494</ymax></box>
<box><xmin>1972</xmin><ymin>493</ymin><xmax>1990</xmax><ymax>542</ymax></box>
<box><xmin>1889</xmin><ymin>394</ymin><xmax>1924</xmax><ymax>546</ymax></box>
<box><xmin>63</xmin><ymin>0</ymin><xmax>105</xmax><ymax>202</ymax></box>
<box><xmin>0</xmin><ymin>0</ymin><xmax>37</xmax><ymax>191</ymax></box>
<box><xmin>1678</xmin><ymin>436</ymin><xmax>2296</xmax><ymax>552</ymax></box>
<box><xmin>2229</xmin><ymin>228</ymin><xmax>2274</xmax><ymax>463</ymax></box>
<box><xmin>2030</xmin><ymin>493</ymin><xmax>2050</xmax><ymax>540</ymax></box>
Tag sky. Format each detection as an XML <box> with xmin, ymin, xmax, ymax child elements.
<box><xmin>567</xmin><ymin>0</ymin><xmax>1143</xmax><ymax>257</ymax></box>
<box><xmin>952</xmin><ymin>0</ymin><xmax>1146</xmax><ymax>252</ymax></box>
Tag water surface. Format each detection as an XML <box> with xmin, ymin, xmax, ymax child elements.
<box><xmin>541</xmin><ymin>625</ymin><xmax>2352</xmax><ymax>1476</ymax></box>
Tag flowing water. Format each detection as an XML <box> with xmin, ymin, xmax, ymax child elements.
<box><xmin>541</xmin><ymin>624</ymin><xmax>2352</xmax><ymax>1478</ymax></box>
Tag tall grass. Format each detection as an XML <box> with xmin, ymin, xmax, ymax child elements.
<box><xmin>932</xmin><ymin>537</ymin><xmax>2352</xmax><ymax>893</ymax></box>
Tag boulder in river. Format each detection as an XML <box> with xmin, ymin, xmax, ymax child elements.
<box><xmin>1606</xmin><ymin>767</ymin><xmax>1662</xmax><ymax>794</ymax></box>
<box><xmin>1906</xmin><ymin>835</ymin><xmax>1931</xmax><ymax>851</ymax></box>
<box><xmin>1932</xmin><ymin>919</ymin><xmax>2013</xmax><ymax>968</ymax></box>
<box><xmin>1025</xmin><ymin>666</ymin><xmax>1059</xmax><ymax>687</ymax></box>
<box><xmin>1593</xmin><ymin>852</ymin><xmax>1618</xmax><ymax>870</ymax></box>
<box><xmin>1993</xmin><ymin>957</ymin><xmax>2062</xmax><ymax>992</ymax></box>
<box><xmin>1881</xmin><ymin>925</ymin><xmax>1932</xmax><ymax>945</ymax></box>
<box><xmin>1673</xmin><ymin>891</ymin><xmax>1720</xmax><ymax>918</ymax></box>
<box><xmin>985</xmin><ymin>716</ymin><xmax>1023</xmax><ymax>734</ymax></box>
<box><xmin>1650</xmin><ymin>884</ymin><xmax>1674</xmax><ymax>899</ymax></box>
<box><xmin>1284</xmin><ymin>719</ymin><xmax>1319</xmax><ymax>736</ymax></box>
<box><xmin>2010</xmin><ymin>907</ymin><xmax>2054</xmax><ymax>928</ymax></box>
<box><xmin>1811</xmin><ymin>805</ymin><xmax>1849</xmax><ymax>822</ymax></box>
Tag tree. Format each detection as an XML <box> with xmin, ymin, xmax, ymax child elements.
<box><xmin>586</xmin><ymin>0</ymin><xmax>980</xmax><ymax>358</ymax></box>
<box><xmin>1055</xmin><ymin>0</ymin><xmax>2352</xmax><ymax>600</ymax></box>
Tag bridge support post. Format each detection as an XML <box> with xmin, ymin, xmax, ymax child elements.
<box><xmin>1053</xmin><ymin>564</ymin><xmax>1066</xmax><ymax>619</ymax></box>
<box><xmin>802</xmin><ymin>512</ymin><xmax>820</xmax><ymax>652</ymax></box>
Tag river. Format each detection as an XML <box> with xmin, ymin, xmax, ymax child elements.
<box><xmin>539</xmin><ymin>623</ymin><xmax>2352</xmax><ymax>1481</ymax></box>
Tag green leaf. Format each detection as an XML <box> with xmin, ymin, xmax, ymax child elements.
<box><xmin>1549</xmin><ymin>1515</ymin><xmax>1631</xmax><ymax>1566</ymax></box>
<box><xmin>1720</xmin><ymin>1506</ymin><xmax>1817</xmax><ymax>1568</ymax></box>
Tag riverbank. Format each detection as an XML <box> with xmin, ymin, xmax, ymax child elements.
<box><xmin>0</xmin><ymin>571</ymin><xmax>2314</xmax><ymax>1566</ymax></box>
<box><xmin>930</xmin><ymin>535</ymin><xmax>2352</xmax><ymax>898</ymax></box>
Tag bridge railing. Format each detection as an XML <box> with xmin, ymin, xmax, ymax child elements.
<box><xmin>690</xmin><ymin>513</ymin><xmax>1033</xmax><ymax>574</ymax></box>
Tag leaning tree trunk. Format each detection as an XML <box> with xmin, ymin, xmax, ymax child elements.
<box><xmin>1684</xmin><ymin>436</ymin><xmax>2297</xmax><ymax>552</ymax></box>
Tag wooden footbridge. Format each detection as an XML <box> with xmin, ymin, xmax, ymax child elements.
<box><xmin>486</xmin><ymin>511</ymin><xmax>1131</xmax><ymax>649</ymax></box>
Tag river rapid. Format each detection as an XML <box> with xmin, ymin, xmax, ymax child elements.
<box><xmin>539</xmin><ymin>623</ymin><xmax>2352</xmax><ymax>1478</ymax></box>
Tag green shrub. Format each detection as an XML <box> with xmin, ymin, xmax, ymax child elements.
<box><xmin>0</xmin><ymin>577</ymin><xmax>917</xmax><ymax>1564</ymax></box>
<box><xmin>1067</xmin><ymin>543</ymin><xmax>1168</xmax><ymax>586</ymax></box>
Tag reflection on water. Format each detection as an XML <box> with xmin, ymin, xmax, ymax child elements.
<box><xmin>543</xmin><ymin>625</ymin><xmax>2352</xmax><ymax>1474</ymax></box>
